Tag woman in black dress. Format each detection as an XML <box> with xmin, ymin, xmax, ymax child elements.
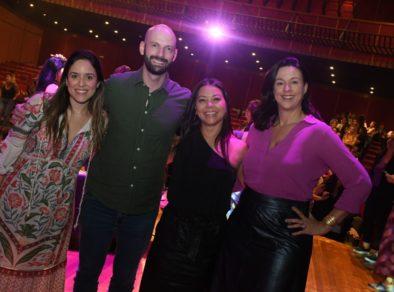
<box><xmin>139</xmin><ymin>78</ymin><xmax>247</xmax><ymax>292</ymax></box>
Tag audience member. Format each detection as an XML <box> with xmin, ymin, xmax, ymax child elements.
<box><xmin>367</xmin><ymin>121</ymin><xmax>378</xmax><ymax>138</ymax></box>
<box><xmin>0</xmin><ymin>71</ymin><xmax>20</xmax><ymax>125</ymax></box>
<box><xmin>342</xmin><ymin>125</ymin><xmax>360</xmax><ymax>149</ymax></box>
<box><xmin>336</xmin><ymin>114</ymin><xmax>348</xmax><ymax>137</ymax></box>
<box><xmin>26</xmin><ymin>76</ymin><xmax>37</xmax><ymax>97</ymax></box>
<box><xmin>368</xmin><ymin>172</ymin><xmax>394</xmax><ymax>291</ymax></box>
<box><xmin>73</xmin><ymin>24</ymin><xmax>191</xmax><ymax>292</ymax></box>
<box><xmin>329</xmin><ymin>118</ymin><xmax>341</xmax><ymax>135</ymax></box>
<box><xmin>234</xmin><ymin>98</ymin><xmax>261</xmax><ymax>141</ymax></box>
<box><xmin>353</xmin><ymin>138</ymin><xmax>394</xmax><ymax>261</ymax></box>
<box><xmin>35</xmin><ymin>53</ymin><xmax>67</xmax><ymax>94</ymax></box>
<box><xmin>0</xmin><ymin>50</ymin><xmax>106</xmax><ymax>292</ymax></box>
<box><xmin>211</xmin><ymin>57</ymin><xmax>371</xmax><ymax>292</ymax></box>
<box><xmin>356</xmin><ymin>115</ymin><xmax>368</xmax><ymax>149</ymax></box>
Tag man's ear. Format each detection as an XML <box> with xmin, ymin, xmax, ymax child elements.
<box><xmin>139</xmin><ymin>41</ymin><xmax>145</xmax><ymax>56</ymax></box>
<box><xmin>172</xmin><ymin>48</ymin><xmax>178</xmax><ymax>62</ymax></box>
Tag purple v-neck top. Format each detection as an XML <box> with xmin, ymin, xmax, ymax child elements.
<box><xmin>243</xmin><ymin>115</ymin><xmax>371</xmax><ymax>214</ymax></box>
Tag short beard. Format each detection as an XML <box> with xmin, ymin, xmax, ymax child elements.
<box><xmin>144</xmin><ymin>55</ymin><xmax>171</xmax><ymax>75</ymax></box>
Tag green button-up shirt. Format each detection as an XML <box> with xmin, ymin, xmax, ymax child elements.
<box><xmin>86</xmin><ymin>68</ymin><xmax>191</xmax><ymax>214</ymax></box>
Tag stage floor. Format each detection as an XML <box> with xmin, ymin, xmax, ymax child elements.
<box><xmin>64</xmin><ymin>235</ymin><xmax>382</xmax><ymax>291</ymax></box>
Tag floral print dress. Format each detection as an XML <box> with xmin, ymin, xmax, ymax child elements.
<box><xmin>0</xmin><ymin>93</ymin><xmax>92</xmax><ymax>291</ymax></box>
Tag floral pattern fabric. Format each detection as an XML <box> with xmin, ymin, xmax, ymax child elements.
<box><xmin>375</xmin><ymin>205</ymin><xmax>394</xmax><ymax>278</ymax></box>
<box><xmin>0</xmin><ymin>93</ymin><xmax>91</xmax><ymax>290</ymax></box>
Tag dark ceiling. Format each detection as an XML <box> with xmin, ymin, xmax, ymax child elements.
<box><xmin>1</xmin><ymin>0</ymin><xmax>393</xmax><ymax>99</ymax></box>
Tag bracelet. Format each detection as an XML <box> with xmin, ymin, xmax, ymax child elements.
<box><xmin>323</xmin><ymin>215</ymin><xmax>337</xmax><ymax>227</ymax></box>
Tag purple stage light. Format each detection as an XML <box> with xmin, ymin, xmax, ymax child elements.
<box><xmin>207</xmin><ymin>25</ymin><xmax>225</xmax><ymax>40</ymax></box>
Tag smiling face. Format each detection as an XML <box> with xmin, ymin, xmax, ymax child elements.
<box><xmin>273</xmin><ymin>65</ymin><xmax>308</xmax><ymax>113</ymax></box>
<box><xmin>195</xmin><ymin>85</ymin><xmax>227</xmax><ymax>128</ymax></box>
<box><xmin>66</xmin><ymin>59</ymin><xmax>98</xmax><ymax>106</ymax></box>
<box><xmin>140</xmin><ymin>25</ymin><xmax>177</xmax><ymax>75</ymax></box>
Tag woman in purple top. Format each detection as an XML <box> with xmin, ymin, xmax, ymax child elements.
<box><xmin>211</xmin><ymin>57</ymin><xmax>372</xmax><ymax>292</ymax></box>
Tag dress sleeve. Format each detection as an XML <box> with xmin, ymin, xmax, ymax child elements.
<box><xmin>0</xmin><ymin>93</ymin><xmax>46</xmax><ymax>174</ymax></box>
<box><xmin>317</xmin><ymin>126</ymin><xmax>372</xmax><ymax>214</ymax></box>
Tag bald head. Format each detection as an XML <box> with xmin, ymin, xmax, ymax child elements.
<box><xmin>144</xmin><ymin>24</ymin><xmax>177</xmax><ymax>45</ymax></box>
<box><xmin>140</xmin><ymin>24</ymin><xmax>178</xmax><ymax>76</ymax></box>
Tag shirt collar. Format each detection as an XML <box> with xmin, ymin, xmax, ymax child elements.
<box><xmin>59</xmin><ymin>116</ymin><xmax>92</xmax><ymax>135</ymax></box>
<box><xmin>303</xmin><ymin>114</ymin><xmax>320</xmax><ymax>125</ymax></box>
<box><xmin>133</xmin><ymin>67</ymin><xmax>171</xmax><ymax>93</ymax></box>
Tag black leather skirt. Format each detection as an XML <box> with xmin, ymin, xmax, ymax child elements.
<box><xmin>211</xmin><ymin>187</ymin><xmax>313</xmax><ymax>292</ymax></box>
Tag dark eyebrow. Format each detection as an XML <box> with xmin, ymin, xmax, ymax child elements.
<box><xmin>68</xmin><ymin>72</ymin><xmax>96</xmax><ymax>75</ymax></box>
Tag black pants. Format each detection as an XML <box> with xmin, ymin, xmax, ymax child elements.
<box><xmin>140</xmin><ymin>206</ymin><xmax>226</xmax><ymax>292</ymax></box>
<box><xmin>361</xmin><ymin>185</ymin><xmax>394</xmax><ymax>250</ymax></box>
<box><xmin>211</xmin><ymin>188</ymin><xmax>312</xmax><ymax>292</ymax></box>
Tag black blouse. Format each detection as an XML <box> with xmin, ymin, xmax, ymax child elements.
<box><xmin>167</xmin><ymin>129</ymin><xmax>236</xmax><ymax>216</ymax></box>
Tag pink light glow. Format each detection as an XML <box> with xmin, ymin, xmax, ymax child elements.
<box><xmin>208</xmin><ymin>26</ymin><xmax>225</xmax><ymax>39</ymax></box>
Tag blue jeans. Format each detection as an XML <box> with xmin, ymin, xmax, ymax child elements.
<box><xmin>73</xmin><ymin>193</ymin><xmax>157</xmax><ymax>292</ymax></box>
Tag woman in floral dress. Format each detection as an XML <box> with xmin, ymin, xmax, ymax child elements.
<box><xmin>0</xmin><ymin>50</ymin><xmax>106</xmax><ymax>291</ymax></box>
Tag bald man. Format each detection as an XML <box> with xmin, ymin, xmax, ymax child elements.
<box><xmin>74</xmin><ymin>24</ymin><xmax>191</xmax><ymax>292</ymax></box>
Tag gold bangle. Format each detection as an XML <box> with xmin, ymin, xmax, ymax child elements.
<box><xmin>323</xmin><ymin>215</ymin><xmax>337</xmax><ymax>227</ymax></box>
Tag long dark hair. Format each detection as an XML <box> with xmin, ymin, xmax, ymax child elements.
<box><xmin>253</xmin><ymin>56</ymin><xmax>321</xmax><ymax>131</ymax></box>
<box><xmin>181</xmin><ymin>78</ymin><xmax>233</xmax><ymax>162</ymax></box>
<box><xmin>35</xmin><ymin>55</ymin><xmax>66</xmax><ymax>93</ymax></box>
<box><xmin>44</xmin><ymin>50</ymin><xmax>106</xmax><ymax>152</ymax></box>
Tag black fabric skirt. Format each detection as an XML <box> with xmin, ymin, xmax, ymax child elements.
<box><xmin>139</xmin><ymin>206</ymin><xmax>227</xmax><ymax>292</ymax></box>
<box><xmin>211</xmin><ymin>187</ymin><xmax>313</xmax><ymax>292</ymax></box>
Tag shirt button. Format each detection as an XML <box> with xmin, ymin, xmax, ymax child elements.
<box><xmin>144</xmin><ymin>111</ymin><xmax>148</xmax><ymax>114</ymax></box>
<box><xmin>133</xmin><ymin>166</ymin><xmax>137</xmax><ymax>170</ymax></box>
<box><xmin>130</xmin><ymin>184</ymin><xmax>134</xmax><ymax>188</ymax></box>
<box><xmin>137</xmin><ymin>147</ymin><xmax>140</xmax><ymax>151</ymax></box>
<box><xmin>141</xmin><ymin>128</ymin><xmax>144</xmax><ymax>132</ymax></box>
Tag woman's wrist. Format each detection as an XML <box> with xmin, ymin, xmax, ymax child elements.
<box><xmin>318</xmin><ymin>215</ymin><xmax>337</xmax><ymax>234</ymax></box>
<box><xmin>323</xmin><ymin>215</ymin><xmax>337</xmax><ymax>227</ymax></box>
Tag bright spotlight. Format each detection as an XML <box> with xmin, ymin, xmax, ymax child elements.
<box><xmin>208</xmin><ymin>26</ymin><xmax>224</xmax><ymax>39</ymax></box>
